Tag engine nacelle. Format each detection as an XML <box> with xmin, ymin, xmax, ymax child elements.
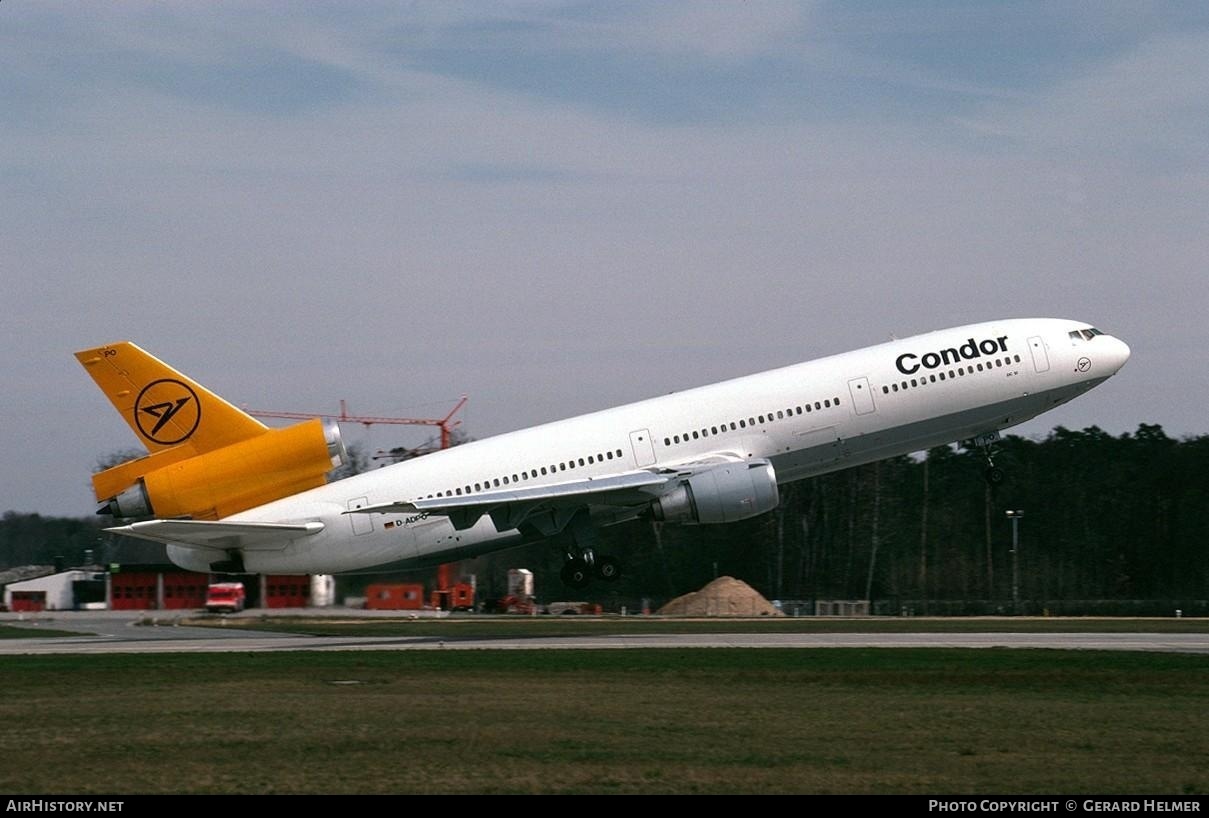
<box><xmin>653</xmin><ymin>459</ymin><xmax>780</xmax><ymax>524</ymax></box>
<box><xmin>95</xmin><ymin>418</ymin><xmax>345</xmax><ymax>520</ymax></box>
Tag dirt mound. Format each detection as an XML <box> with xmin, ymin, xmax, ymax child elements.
<box><xmin>657</xmin><ymin>576</ymin><xmax>783</xmax><ymax>617</ymax></box>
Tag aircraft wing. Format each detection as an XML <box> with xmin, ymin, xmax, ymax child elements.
<box><xmin>350</xmin><ymin>459</ymin><xmax>744</xmax><ymax>533</ymax></box>
<box><xmin>105</xmin><ymin>519</ymin><xmax>325</xmax><ymax>550</ymax></box>
<box><xmin>354</xmin><ymin>470</ymin><xmax>671</xmax><ymax>515</ymax></box>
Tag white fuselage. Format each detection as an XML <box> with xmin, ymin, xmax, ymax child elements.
<box><xmin>168</xmin><ymin>318</ymin><xmax>1130</xmax><ymax>574</ymax></box>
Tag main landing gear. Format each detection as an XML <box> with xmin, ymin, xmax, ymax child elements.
<box><xmin>560</xmin><ymin>551</ymin><xmax>623</xmax><ymax>590</ymax></box>
<box><xmin>558</xmin><ymin>509</ymin><xmax>623</xmax><ymax>589</ymax></box>
<box><xmin>972</xmin><ymin>431</ymin><xmax>1005</xmax><ymax>485</ymax></box>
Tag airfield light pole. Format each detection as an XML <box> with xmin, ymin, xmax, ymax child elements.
<box><xmin>1005</xmin><ymin>510</ymin><xmax>1024</xmax><ymax>614</ymax></box>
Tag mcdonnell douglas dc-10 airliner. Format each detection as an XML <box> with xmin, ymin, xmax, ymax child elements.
<box><xmin>79</xmin><ymin>318</ymin><xmax>1129</xmax><ymax>587</ymax></box>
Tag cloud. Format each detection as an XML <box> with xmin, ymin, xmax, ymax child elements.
<box><xmin>621</xmin><ymin>1</ymin><xmax>809</xmax><ymax>61</ymax></box>
<box><xmin>955</xmin><ymin>31</ymin><xmax>1209</xmax><ymax>168</ymax></box>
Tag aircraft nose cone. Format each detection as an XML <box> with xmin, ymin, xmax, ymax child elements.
<box><xmin>1107</xmin><ymin>336</ymin><xmax>1131</xmax><ymax>372</ymax></box>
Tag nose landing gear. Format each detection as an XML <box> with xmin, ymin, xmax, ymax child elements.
<box><xmin>971</xmin><ymin>431</ymin><xmax>1005</xmax><ymax>485</ymax></box>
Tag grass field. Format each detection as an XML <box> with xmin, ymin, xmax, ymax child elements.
<box><xmin>177</xmin><ymin>614</ymin><xmax>1209</xmax><ymax>639</ymax></box>
<box><xmin>2</xmin><ymin>648</ymin><xmax>1206</xmax><ymax>794</ymax></box>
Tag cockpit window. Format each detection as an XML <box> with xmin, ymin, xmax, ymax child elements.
<box><xmin>1070</xmin><ymin>327</ymin><xmax>1105</xmax><ymax>342</ymax></box>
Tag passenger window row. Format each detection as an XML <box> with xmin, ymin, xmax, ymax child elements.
<box><xmin>662</xmin><ymin>395</ymin><xmax>844</xmax><ymax>448</ymax></box>
<box><xmin>881</xmin><ymin>354</ymin><xmax>1022</xmax><ymax>395</ymax></box>
<box><xmin>427</xmin><ymin>447</ymin><xmax>627</xmax><ymax>499</ymax></box>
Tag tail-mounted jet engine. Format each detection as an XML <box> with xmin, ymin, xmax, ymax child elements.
<box><xmin>93</xmin><ymin>418</ymin><xmax>345</xmax><ymax>520</ymax></box>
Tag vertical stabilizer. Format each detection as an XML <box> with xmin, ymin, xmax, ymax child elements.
<box><xmin>75</xmin><ymin>342</ymin><xmax>267</xmax><ymax>455</ymax></box>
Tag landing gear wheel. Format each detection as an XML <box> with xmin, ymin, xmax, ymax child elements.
<box><xmin>971</xmin><ymin>431</ymin><xmax>1005</xmax><ymax>486</ymax></box>
<box><xmin>594</xmin><ymin>555</ymin><xmax>622</xmax><ymax>582</ymax></box>
<box><xmin>561</xmin><ymin>558</ymin><xmax>592</xmax><ymax>589</ymax></box>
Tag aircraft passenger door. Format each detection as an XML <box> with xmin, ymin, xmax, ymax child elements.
<box><xmin>847</xmin><ymin>377</ymin><xmax>876</xmax><ymax>415</ymax></box>
<box><xmin>1028</xmin><ymin>336</ymin><xmax>1050</xmax><ymax>374</ymax></box>
<box><xmin>629</xmin><ymin>429</ymin><xmax>657</xmax><ymax>467</ymax></box>
<box><xmin>347</xmin><ymin>497</ymin><xmax>374</xmax><ymax>535</ymax></box>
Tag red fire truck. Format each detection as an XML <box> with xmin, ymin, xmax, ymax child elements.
<box><xmin>205</xmin><ymin>582</ymin><xmax>246</xmax><ymax>613</ymax></box>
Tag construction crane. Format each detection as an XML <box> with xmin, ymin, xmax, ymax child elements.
<box><xmin>246</xmin><ymin>396</ymin><xmax>468</xmax><ymax>451</ymax></box>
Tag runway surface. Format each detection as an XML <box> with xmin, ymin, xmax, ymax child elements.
<box><xmin>3</xmin><ymin>613</ymin><xmax>1208</xmax><ymax>655</ymax></box>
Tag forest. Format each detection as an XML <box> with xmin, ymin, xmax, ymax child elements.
<box><xmin>3</xmin><ymin>424</ymin><xmax>1207</xmax><ymax>614</ymax></box>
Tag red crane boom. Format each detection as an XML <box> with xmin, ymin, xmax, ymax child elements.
<box><xmin>246</xmin><ymin>396</ymin><xmax>468</xmax><ymax>449</ymax></box>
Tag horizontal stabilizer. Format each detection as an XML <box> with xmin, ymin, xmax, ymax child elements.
<box><xmin>106</xmin><ymin>519</ymin><xmax>324</xmax><ymax>550</ymax></box>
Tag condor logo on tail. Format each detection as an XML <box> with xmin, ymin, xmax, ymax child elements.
<box><xmin>896</xmin><ymin>336</ymin><xmax>1010</xmax><ymax>375</ymax></box>
<box><xmin>135</xmin><ymin>379</ymin><xmax>201</xmax><ymax>445</ymax></box>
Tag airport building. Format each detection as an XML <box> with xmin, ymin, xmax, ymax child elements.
<box><xmin>4</xmin><ymin>569</ymin><xmax>107</xmax><ymax>612</ymax></box>
<box><xmin>2</xmin><ymin>565</ymin><xmax>326</xmax><ymax>612</ymax></box>
<box><xmin>108</xmin><ymin>569</ymin><xmax>325</xmax><ymax>611</ymax></box>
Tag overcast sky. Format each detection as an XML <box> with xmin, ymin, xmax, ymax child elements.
<box><xmin>4</xmin><ymin>2</ymin><xmax>1207</xmax><ymax>517</ymax></box>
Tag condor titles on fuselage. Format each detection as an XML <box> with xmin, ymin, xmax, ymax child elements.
<box><xmin>895</xmin><ymin>335</ymin><xmax>1010</xmax><ymax>375</ymax></box>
